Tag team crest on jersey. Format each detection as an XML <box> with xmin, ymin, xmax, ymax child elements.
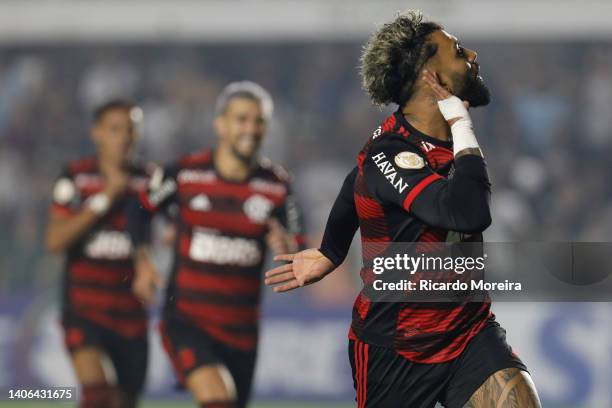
<box><xmin>189</xmin><ymin>194</ymin><xmax>211</xmax><ymax>211</ymax></box>
<box><xmin>243</xmin><ymin>194</ymin><xmax>274</xmax><ymax>224</ymax></box>
<box><xmin>394</xmin><ymin>151</ymin><xmax>425</xmax><ymax>169</ymax></box>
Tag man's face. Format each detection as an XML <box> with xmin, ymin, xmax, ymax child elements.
<box><xmin>91</xmin><ymin>108</ymin><xmax>136</xmax><ymax>165</ymax></box>
<box><xmin>425</xmin><ymin>30</ymin><xmax>491</xmax><ymax>107</ymax></box>
<box><xmin>215</xmin><ymin>97</ymin><xmax>267</xmax><ymax>162</ymax></box>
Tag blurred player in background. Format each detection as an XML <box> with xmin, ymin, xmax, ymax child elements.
<box><xmin>129</xmin><ymin>81</ymin><xmax>305</xmax><ymax>408</ymax></box>
<box><xmin>45</xmin><ymin>100</ymin><xmax>150</xmax><ymax>408</ymax></box>
<box><xmin>266</xmin><ymin>11</ymin><xmax>541</xmax><ymax>408</ymax></box>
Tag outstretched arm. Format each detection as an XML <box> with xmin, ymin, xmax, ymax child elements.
<box><xmin>265</xmin><ymin>167</ymin><xmax>359</xmax><ymax>292</ymax></box>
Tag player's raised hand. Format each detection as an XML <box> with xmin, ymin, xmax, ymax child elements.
<box><xmin>421</xmin><ymin>69</ymin><xmax>470</xmax><ymax>126</ymax></box>
<box><xmin>101</xmin><ymin>163</ymin><xmax>129</xmax><ymax>200</ymax></box>
<box><xmin>132</xmin><ymin>248</ymin><xmax>162</xmax><ymax>305</ymax></box>
<box><xmin>265</xmin><ymin>248</ymin><xmax>335</xmax><ymax>293</ymax></box>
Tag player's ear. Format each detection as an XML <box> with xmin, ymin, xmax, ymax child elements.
<box><xmin>214</xmin><ymin>115</ymin><xmax>227</xmax><ymax>138</ymax></box>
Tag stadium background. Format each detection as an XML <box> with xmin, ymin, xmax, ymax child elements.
<box><xmin>0</xmin><ymin>0</ymin><xmax>611</xmax><ymax>407</ymax></box>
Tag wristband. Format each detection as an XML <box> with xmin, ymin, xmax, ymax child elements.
<box><xmin>437</xmin><ymin>96</ymin><xmax>481</xmax><ymax>157</ymax></box>
<box><xmin>86</xmin><ymin>193</ymin><xmax>111</xmax><ymax>215</ymax></box>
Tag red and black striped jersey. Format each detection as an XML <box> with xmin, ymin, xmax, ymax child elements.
<box><xmin>139</xmin><ymin>149</ymin><xmax>304</xmax><ymax>351</ymax></box>
<box><xmin>348</xmin><ymin>110</ymin><xmax>491</xmax><ymax>363</ymax></box>
<box><xmin>50</xmin><ymin>157</ymin><xmax>151</xmax><ymax>338</ymax></box>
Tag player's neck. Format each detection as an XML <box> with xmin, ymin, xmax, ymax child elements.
<box><xmin>98</xmin><ymin>155</ymin><xmax>127</xmax><ymax>173</ymax></box>
<box><xmin>213</xmin><ymin>145</ymin><xmax>253</xmax><ymax>182</ymax></box>
<box><xmin>401</xmin><ymin>96</ymin><xmax>452</xmax><ymax>142</ymax></box>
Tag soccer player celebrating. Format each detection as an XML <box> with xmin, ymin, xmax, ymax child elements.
<box><xmin>265</xmin><ymin>11</ymin><xmax>541</xmax><ymax>408</ymax></box>
<box><xmin>45</xmin><ymin>100</ymin><xmax>150</xmax><ymax>408</ymax></box>
<box><xmin>129</xmin><ymin>81</ymin><xmax>304</xmax><ymax>408</ymax></box>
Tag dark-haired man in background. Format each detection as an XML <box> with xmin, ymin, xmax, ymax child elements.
<box><xmin>266</xmin><ymin>11</ymin><xmax>541</xmax><ymax>408</ymax></box>
<box><xmin>45</xmin><ymin>100</ymin><xmax>151</xmax><ymax>408</ymax></box>
<box><xmin>129</xmin><ymin>81</ymin><xmax>304</xmax><ymax>408</ymax></box>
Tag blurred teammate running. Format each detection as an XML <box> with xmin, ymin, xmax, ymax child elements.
<box><xmin>266</xmin><ymin>11</ymin><xmax>541</xmax><ymax>408</ymax></box>
<box><xmin>46</xmin><ymin>100</ymin><xmax>150</xmax><ymax>408</ymax></box>
<box><xmin>129</xmin><ymin>81</ymin><xmax>304</xmax><ymax>408</ymax></box>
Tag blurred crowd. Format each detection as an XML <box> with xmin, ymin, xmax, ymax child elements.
<box><xmin>1</xmin><ymin>42</ymin><xmax>611</xmax><ymax>294</ymax></box>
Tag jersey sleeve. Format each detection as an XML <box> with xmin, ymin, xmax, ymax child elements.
<box><xmin>49</xmin><ymin>167</ymin><xmax>79</xmax><ymax>217</ymax></box>
<box><xmin>362</xmin><ymin>135</ymin><xmax>443</xmax><ymax>211</ymax></box>
<box><xmin>271</xmin><ymin>181</ymin><xmax>307</xmax><ymax>249</ymax></box>
<box><xmin>363</xmin><ymin>135</ymin><xmax>492</xmax><ymax>233</ymax></box>
<box><xmin>128</xmin><ymin>162</ymin><xmax>179</xmax><ymax>247</ymax></box>
<box><xmin>319</xmin><ymin>166</ymin><xmax>359</xmax><ymax>266</ymax></box>
<box><xmin>138</xmin><ymin>163</ymin><xmax>179</xmax><ymax>213</ymax></box>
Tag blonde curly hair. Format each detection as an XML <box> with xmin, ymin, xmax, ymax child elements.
<box><xmin>360</xmin><ymin>10</ymin><xmax>442</xmax><ymax>107</ymax></box>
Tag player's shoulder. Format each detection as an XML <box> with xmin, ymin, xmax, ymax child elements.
<box><xmin>177</xmin><ymin>149</ymin><xmax>213</xmax><ymax>169</ymax></box>
<box><xmin>127</xmin><ymin>159</ymin><xmax>156</xmax><ymax>177</ymax></box>
<box><xmin>256</xmin><ymin>156</ymin><xmax>292</xmax><ymax>184</ymax></box>
<box><xmin>368</xmin><ymin>112</ymin><xmax>421</xmax><ymax>153</ymax></box>
<box><xmin>361</xmin><ymin>114</ymin><xmax>430</xmax><ymax>172</ymax></box>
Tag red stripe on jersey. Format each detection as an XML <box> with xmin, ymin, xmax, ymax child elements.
<box><xmin>397</xmin><ymin>305</ymin><xmax>462</xmax><ymax>329</ymax></box>
<box><xmin>179</xmin><ymin>182</ymin><xmax>285</xmax><ymax>205</ymax></box>
<box><xmin>107</xmin><ymin>213</ymin><xmax>127</xmax><ymax>230</ymax></box>
<box><xmin>396</xmin><ymin>309</ymin><xmax>489</xmax><ymax>363</ymax></box>
<box><xmin>180</xmin><ymin>209</ymin><xmax>265</xmax><ymax>236</ymax></box>
<box><xmin>403</xmin><ymin>173</ymin><xmax>443</xmax><ymax>211</ymax></box>
<box><xmin>139</xmin><ymin>190</ymin><xmax>157</xmax><ymax>212</ymax></box>
<box><xmin>50</xmin><ymin>204</ymin><xmax>75</xmax><ymax>217</ymax></box>
<box><xmin>179</xmin><ymin>150</ymin><xmax>212</xmax><ymax>167</ymax></box>
<box><xmin>78</xmin><ymin>184</ymin><xmax>104</xmax><ymax>197</ymax></box>
<box><xmin>70</xmin><ymin>261</ymin><xmax>132</xmax><ymax>286</ymax></box>
<box><xmin>176</xmin><ymin>300</ymin><xmax>259</xmax><ymax>325</ymax></box>
<box><xmin>397</xmin><ymin>125</ymin><xmax>410</xmax><ymax>138</ymax></box>
<box><xmin>71</xmin><ymin>287</ymin><xmax>142</xmax><ymax>311</ymax></box>
<box><xmin>380</xmin><ymin>114</ymin><xmax>397</xmax><ymax>133</ymax></box>
<box><xmin>424</xmin><ymin>149</ymin><xmax>453</xmax><ymax>169</ymax></box>
<box><xmin>360</xmin><ymin>235</ymin><xmax>391</xmax><ymax>243</ymax></box>
<box><xmin>348</xmin><ymin>326</ymin><xmax>358</xmax><ymax>340</ymax></box>
<box><xmin>176</xmin><ymin>267</ymin><xmax>260</xmax><ymax>295</ymax></box>
<box><xmin>355</xmin><ymin>195</ymin><xmax>385</xmax><ymax>219</ymax></box>
<box><xmin>354</xmin><ymin>293</ymin><xmax>371</xmax><ymax>320</ymax></box>
<box><xmin>69</xmin><ymin>157</ymin><xmax>97</xmax><ymax>173</ymax></box>
<box><xmin>357</xmin><ymin>152</ymin><xmax>366</xmax><ymax>173</ymax></box>
<box><xmin>78</xmin><ymin>310</ymin><xmax>147</xmax><ymax>338</ymax></box>
<box><xmin>198</xmin><ymin>324</ymin><xmax>257</xmax><ymax>350</ymax></box>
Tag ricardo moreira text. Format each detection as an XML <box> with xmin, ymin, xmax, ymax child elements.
<box><xmin>371</xmin><ymin>253</ymin><xmax>523</xmax><ymax>292</ymax></box>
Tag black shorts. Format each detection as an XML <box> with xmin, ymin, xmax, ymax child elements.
<box><xmin>160</xmin><ymin>315</ymin><xmax>257</xmax><ymax>408</ymax></box>
<box><xmin>348</xmin><ymin>320</ymin><xmax>527</xmax><ymax>408</ymax></box>
<box><xmin>62</xmin><ymin>313</ymin><xmax>148</xmax><ymax>396</ymax></box>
